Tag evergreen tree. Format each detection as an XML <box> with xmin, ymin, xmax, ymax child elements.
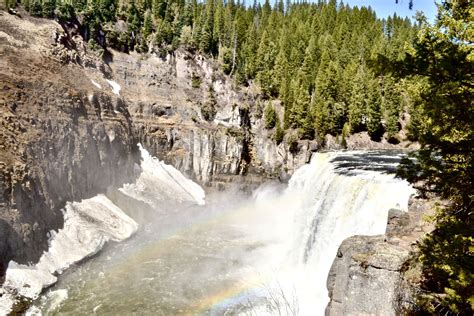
<box><xmin>264</xmin><ymin>101</ymin><xmax>277</xmax><ymax>129</ymax></box>
<box><xmin>366</xmin><ymin>78</ymin><xmax>383</xmax><ymax>140</ymax></box>
<box><xmin>396</xmin><ymin>2</ymin><xmax>474</xmax><ymax>313</ymax></box>
<box><xmin>42</xmin><ymin>0</ymin><xmax>56</xmax><ymax>18</ymax></box>
<box><xmin>348</xmin><ymin>64</ymin><xmax>368</xmax><ymax>133</ymax></box>
<box><xmin>273</xmin><ymin>115</ymin><xmax>284</xmax><ymax>144</ymax></box>
<box><xmin>382</xmin><ymin>76</ymin><xmax>401</xmax><ymax>142</ymax></box>
<box><xmin>5</xmin><ymin>0</ymin><xmax>17</xmax><ymax>9</ymax></box>
<box><xmin>201</xmin><ymin>84</ymin><xmax>217</xmax><ymax>121</ymax></box>
<box><xmin>256</xmin><ymin>30</ymin><xmax>277</xmax><ymax>98</ymax></box>
<box><xmin>142</xmin><ymin>10</ymin><xmax>153</xmax><ymax>41</ymax></box>
<box><xmin>213</xmin><ymin>0</ymin><xmax>225</xmax><ymax>46</ymax></box>
<box><xmin>280</xmin><ymin>75</ymin><xmax>293</xmax><ymax>129</ymax></box>
<box><xmin>201</xmin><ymin>0</ymin><xmax>216</xmax><ymax>54</ymax></box>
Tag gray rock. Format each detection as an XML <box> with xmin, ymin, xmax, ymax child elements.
<box><xmin>325</xmin><ymin>197</ymin><xmax>435</xmax><ymax>316</ymax></box>
<box><xmin>326</xmin><ymin>236</ymin><xmax>409</xmax><ymax>316</ymax></box>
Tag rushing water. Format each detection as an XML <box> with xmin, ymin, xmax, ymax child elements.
<box><xmin>30</xmin><ymin>147</ymin><xmax>414</xmax><ymax>315</ymax></box>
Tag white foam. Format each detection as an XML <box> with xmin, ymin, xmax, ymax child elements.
<box><xmin>47</xmin><ymin>289</ymin><xmax>68</xmax><ymax>311</ymax></box>
<box><xmin>0</xmin><ymin>293</ymin><xmax>14</xmax><ymax>315</ymax></box>
<box><xmin>1</xmin><ymin>195</ymin><xmax>137</xmax><ymax>311</ymax></box>
<box><xmin>275</xmin><ymin>152</ymin><xmax>415</xmax><ymax>315</ymax></box>
<box><xmin>106</xmin><ymin>79</ymin><xmax>121</xmax><ymax>95</ymax></box>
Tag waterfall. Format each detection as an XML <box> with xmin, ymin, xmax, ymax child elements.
<box><xmin>11</xmin><ymin>149</ymin><xmax>414</xmax><ymax>315</ymax></box>
<box><xmin>269</xmin><ymin>151</ymin><xmax>415</xmax><ymax>315</ymax></box>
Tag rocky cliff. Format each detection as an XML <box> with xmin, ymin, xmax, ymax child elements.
<box><xmin>325</xmin><ymin>197</ymin><xmax>435</xmax><ymax>315</ymax></box>
<box><xmin>105</xmin><ymin>44</ymin><xmax>315</xmax><ymax>188</ymax></box>
<box><xmin>0</xmin><ymin>12</ymin><xmax>140</xmax><ymax>279</ymax></box>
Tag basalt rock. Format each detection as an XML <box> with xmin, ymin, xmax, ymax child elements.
<box><xmin>325</xmin><ymin>197</ymin><xmax>435</xmax><ymax>315</ymax></box>
<box><xmin>0</xmin><ymin>13</ymin><xmax>139</xmax><ymax>278</ymax></box>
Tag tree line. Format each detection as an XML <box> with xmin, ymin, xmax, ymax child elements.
<box><xmin>3</xmin><ymin>0</ymin><xmax>473</xmax><ymax>313</ymax></box>
<box><xmin>395</xmin><ymin>1</ymin><xmax>473</xmax><ymax>314</ymax></box>
<box><xmin>5</xmin><ymin>0</ymin><xmax>417</xmax><ymax>143</ymax></box>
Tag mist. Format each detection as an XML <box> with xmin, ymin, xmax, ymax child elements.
<box><xmin>24</xmin><ymin>146</ymin><xmax>414</xmax><ymax>315</ymax></box>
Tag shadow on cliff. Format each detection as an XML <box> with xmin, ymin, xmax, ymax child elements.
<box><xmin>0</xmin><ymin>220</ymin><xmax>22</xmax><ymax>281</ymax></box>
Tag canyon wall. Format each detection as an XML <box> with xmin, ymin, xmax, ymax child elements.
<box><xmin>0</xmin><ymin>12</ymin><xmax>313</xmax><ymax>279</ymax></box>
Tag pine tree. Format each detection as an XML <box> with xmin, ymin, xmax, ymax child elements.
<box><xmin>142</xmin><ymin>10</ymin><xmax>153</xmax><ymax>41</ymax></box>
<box><xmin>201</xmin><ymin>84</ymin><xmax>217</xmax><ymax>121</ymax></box>
<box><xmin>280</xmin><ymin>75</ymin><xmax>293</xmax><ymax>129</ymax></box>
<box><xmin>348</xmin><ymin>64</ymin><xmax>368</xmax><ymax>133</ymax></box>
<box><xmin>42</xmin><ymin>0</ymin><xmax>56</xmax><ymax>18</ymax></box>
<box><xmin>256</xmin><ymin>30</ymin><xmax>277</xmax><ymax>98</ymax></box>
<box><xmin>299</xmin><ymin>35</ymin><xmax>319</xmax><ymax>92</ymax></box>
<box><xmin>382</xmin><ymin>76</ymin><xmax>401</xmax><ymax>142</ymax></box>
<box><xmin>273</xmin><ymin>115</ymin><xmax>284</xmax><ymax>144</ymax></box>
<box><xmin>273</xmin><ymin>27</ymin><xmax>291</xmax><ymax>94</ymax></box>
<box><xmin>5</xmin><ymin>0</ymin><xmax>17</xmax><ymax>9</ymax></box>
<box><xmin>264</xmin><ymin>101</ymin><xmax>277</xmax><ymax>129</ymax></box>
<box><xmin>366</xmin><ymin>78</ymin><xmax>383</xmax><ymax>140</ymax></box>
<box><xmin>213</xmin><ymin>0</ymin><xmax>225</xmax><ymax>46</ymax></box>
<box><xmin>201</xmin><ymin>0</ymin><xmax>216</xmax><ymax>54</ymax></box>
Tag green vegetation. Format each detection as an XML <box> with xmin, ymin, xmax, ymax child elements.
<box><xmin>287</xmin><ymin>132</ymin><xmax>298</xmax><ymax>154</ymax></box>
<box><xmin>191</xmin><ymin>73</ymin><xmax>201</xmax><ymax>89</ymax></box>
<box><xmin>273</xmin><ymin>116</ymin><xmax>284</xmax><ymax>145</ymax></box>
<box><xmin>395</xmin><ymin>1</ymin><xmax>473</xmax><ymax>313</ymax></box>
<box><xmin>264</xmin><ymin>101</ymin><xmax>276</xmax><ymax>129</ymax></box>
<box><xmin>201</xmin><ymin>84</ymin><xmax>217</xmax><ymax>121</ymax></box>
<box><xmin>10</xmin><ymin>0</ymin><xmax>417</xmax><ymax>142</ymax></box>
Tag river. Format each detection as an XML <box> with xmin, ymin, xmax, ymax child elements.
<box><xmin>29</xmin><ymin>146</ymin><xmax>414</xmax><ymax>315</ymax></box>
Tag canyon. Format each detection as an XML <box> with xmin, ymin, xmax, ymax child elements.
<box><xmin>0</xmin><ymin>11</ymin><xmax>429</xmax><ymax>315</ymax></box>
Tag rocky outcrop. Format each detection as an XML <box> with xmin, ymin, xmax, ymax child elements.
<box><xmin>104</xmin><ymin>46</ymin><xmax>314</xmax><ymax>188</ymax></box>
<box><xmin>0</xmin><ymin>12</ymin><xmax>139</xmax><ymax>277</ymax></box>
<box><xmin>325</xmin><ymin>197</ymin><xmax>435</xmax><ymax>315</ymax></box>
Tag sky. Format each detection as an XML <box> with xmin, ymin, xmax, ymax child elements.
<box><xmin>342</xmin><ymin>0</ymin><xmax>438</xmax><ymax>22</ymax></box>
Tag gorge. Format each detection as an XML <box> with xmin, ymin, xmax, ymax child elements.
<box><xmin>0</xmin><ymin>7</ymin><xmax>441</xmax><ymax>316</ymax></box>
<box><xmin>4</xmin><ymin>146</ymin><xmax>416</xmax><ymax>315</ymax></box>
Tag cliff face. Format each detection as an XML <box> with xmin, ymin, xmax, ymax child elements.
<box><xmin>0</xmin><ymin>11</ymin><xmax>313</xmax><ymax>280</ymax></box>
<box><xmin>0</xmin><ymin>13</ymin><xmax>139</xmax><ymax>277</ymax></box>
<box><xmin>106</xmin><ymin>48</ymin><xmax>315</xmax><ymax>188</ymax></box>
<box><xmin>325</xmin><ymin>197</ymin><xmax>435</xmax><ymax>315</ymax></box>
